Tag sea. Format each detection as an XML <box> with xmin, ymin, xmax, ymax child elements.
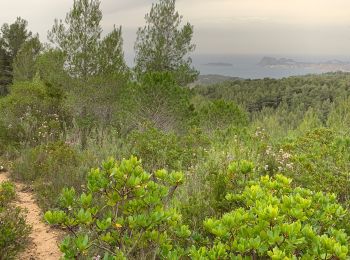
<box><xmin>125</xmin><ymin>54</ymin><xmax>350</xmax><ymax>80</ymax></box>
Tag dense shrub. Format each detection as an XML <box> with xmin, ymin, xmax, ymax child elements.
<box><xmin>116</xmin><ymin>72</ymin><xmax>193</xmax><ymax>134</ymax></box>
<box><xmin>128</xmin><ymin>127</ymin><xmax>209</xmax><ymax>172</ymax></box>
<box><xmin>0</xmin><ymin>181</ymin><xmax>31</xmax><ymax>259</ymax></box>
<box><xmin>0</xmin><ymin>77</ymin><xmax>71</xmax><ymax>148</ymax></box>
<box><xmin>13</xmin><ymin>141</ymin><xmax>82</xmax><ymax>210</ymax></box>
<box><xmin>194</xmin><ymin>72</ymin><xmax>350</xmax><ymax>117</ymax></box>
<box><xmin>0</xmin><ymin>181</ymin><xmax>15</xmax><ymax>207</ymax></box>
<box><xmin>45</xmin><ymin>156</ymin><xmax>191</xmax><ymax>259</ymax></box>
<box><xmin>192</xmin><ymin>174</ymin><xmax>349</xmax><ymax>259</ymax></box>
<box><xmin>277</xmin><ymin>128</ymin><xmax>350</xmax><ymax>207</ymax></box>
<box><xmin>327</xmin><ymin>97</ymin><xmax>350</xmax><ymax>133</ymax></box>
<box><xmin>196</xmin><ymin>99</ymin><xmax>248</xmax><ymax>133</ymax></box>
<box><xmin>179</xmin><ymin>157</ymin><xmax>257</xmax><ymax>237</ymax></box>
<box><xmin>0</xmin><ymin>112</ymin><xmax>22</xmax><ymax>153</ymax></box>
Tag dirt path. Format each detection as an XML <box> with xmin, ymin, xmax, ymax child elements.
<box><xmin>0</xmin><ymin>172</ymin><xmax>62</xmax><ymax>260</ymax></box>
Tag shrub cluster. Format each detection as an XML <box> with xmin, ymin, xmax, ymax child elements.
<box><xmin>12</xmin><ymin>141</ymin><xmax>82</xmax><ymax>210</ymax></box>
<box><xmin>0</xmin><ymin>181</ymin><xmax>31</xmax><ymax>259</ymax></box>
<box><xmin>45</xmin><ymin>158</ymin><xmax>350</xmax><ymax>259</ymax></box>
<box><xmin>45</xmin><ymin>156</ymin><xmax>191</xmax><ymax>259</ymax></box>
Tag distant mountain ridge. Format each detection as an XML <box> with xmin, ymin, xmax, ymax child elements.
<box><xmin>203</xmin><ymin>62</ymin><xmax>233</xmax><ymax>67</ymax></box>
<box><xmin>258</xmin><ymin>57</ymin><xmax>297</xmax><ymax>66</ymax></box>
<box><xmin>258</xmin><ymin>56</ymin><xmax>350</xmax><ymax>72</ymax></box>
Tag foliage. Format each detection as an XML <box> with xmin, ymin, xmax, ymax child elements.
<box><xmin>0</xmin><ymin>125</ymin><xmax>20</xmax><ymax>155</ymax></box>
<box><xmin>34</xmin><ymin>49</ymin><xmax>70</xmax><ymax>87</ymax></box>
<box><xmin>192</xmin><ymin>174</ymin><xmax>350</xmax><ymax>259</ymax></box>
<box><xmin>128</xmin><ymin>127</ymin><xmax>209</xmax><ymax>172</ymax></box>
<box><xmin>13</xmin><ymin>36</ymin><xmax>42</xmax><ymax>82</ymax></box>
<box><xmin>45</xmin><ymin>156</ymin><xmax>191</xmax><ymax>259</ymax></box>
<box><xmin>48</xmin><ymin>0</ymin><xmax>102</xmax><ymax>78</ymax></box>
<box><xmin>196</xmin><ymin>99</ymin><xmax>248</xmax><ymax>133</ymax></box>
<box><xmin>48</xmin><ymin>0</ymin><xmax>128</xmax><ymax>149</ymax></box>
<box><xmin>0</xmin><ymin>181</ymin><xmax>31</xmax><ymax>259</ymax></box>
<box><xmin>0</xmin><ymin>181</ymin><xmax>15</xmax><ymax>207</ymax></box>
<box><xmin>0</xmin><ymin>41</ymin><xmax>11</xmax><ymax>95</ymax></box>
<box><xmin>178</xmin><ymin>156</ymin><xmax>257</xmax><ymax>238</ymax></box>
<box><xmin>327</xmin><ymin>96</ymin><xmax>350</xmax><ymax>134</ymax></box>
<box><xmin>134</xmin><ymin>0</ymin><xmax>198</xmax><ymax>85</ymax></box>
<box><xmin>0</xmin><ymin>78</ymin><xmax>71</xmax><ymax>149</ymax></box>
<box><xmin>194</xmin><ymin>72</ymin><xmax>350</xmax><ymax>121</ymax></box>
<box><xmin>0</xmin><ymin>17</ymin><xmax>33</xmax><ymax>95</ymax></box>
<box><xmin>48</xmin><ymin>0</ymin><xmax>127</xmax><ymax>79</ymax></box>
<box><xmin>117</xmin><ymin>72</ymin><xmax>192</xmax><ymax>133</ymax></box>
<box><xmin>277</xmin><ymin>128</ymin><xmax>350</xmax><ymax>207</ymax></box>
<box><xmin>0</xmin><ymin>17</ymin><xmax>32</xmax><ymax>60</ymax></box>
<box><xmin>98</xmin><ymin>26</ymin><xmax>128</xmax><ymax>77</ymax></box>
<box><xmin>12</xmin><ymin>141</ymin><xmax>82</xmax><ymax>210</ymax></box>
<box><xmin>297</xmin><ymin>108</ymin><xmax>322</xmax><ymax>133</ymax></box>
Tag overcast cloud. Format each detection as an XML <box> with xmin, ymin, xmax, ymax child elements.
<box><xmin>1</xmin><ymin>0</ymin><xmax>350</xmax><ymax>60</ymax></box>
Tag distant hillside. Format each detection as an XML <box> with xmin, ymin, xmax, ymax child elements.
<box><xmin>189</xmin><ymin>74</ymin><xmax>241</xmax><ymax>87</ymax></box>
<box><xmin>258</xmin><ymin>57</ymin><xmax>297</xmax><ymax>66</ymax></box>
<box><xmin>193</xmin><ymin>71</ymin><xmax>350</xmax><ymax>113</ymax></box>
<box><xmin>258</xmin><ymin>56</ymin><xmax>350</xmax><ymax>72</ymax></box>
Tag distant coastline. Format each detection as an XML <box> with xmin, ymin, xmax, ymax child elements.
<box><xmin>258</xmin><ymin>56</ymin><xmax>350</xmax><ymax>72</ymax></box>
<box><xmin>191</xmin><ymin>54</ymin><xmax>350</xmax><ymax>79</ymax></box>
<box><xmin>203</xmin><ymin>62</ymin><xmax>233</xmax><ymax>67</ymax></box>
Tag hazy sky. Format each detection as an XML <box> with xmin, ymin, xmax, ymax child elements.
<box><xmin>1</xmin><ymin>0</ymin><xmax>350</xmax><ymax>59</ymax></box>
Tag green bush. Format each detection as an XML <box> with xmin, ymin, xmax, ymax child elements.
<box><xmin>196</xmin><ymin>99</ymin><xmax>248</xmax><ymax>133</ymax></box>
<box><xmin>277</xmin><ymin>128</ymin><xmax>350</xmax><ymax>207</ymax></box>
<box><xmin>13</xmin><ymin>141</ymin><xmax>82</xmax><ymax>210</ymax></box>
<box><xmin>0</xmin><ymin>181</ymin><xmax>31</xmax><ymax>259</ymax></box>
<box><xmin>116</xmin><ymin>72</ymin><xmax>193</xmax><ymax>134</ymax></box>
<box><xmin>45</xmin><ymin>156</ymin><xmax>191</xmax><ymax>259</ymax></box>
<box><xmin>192</xmin><ymin>174</ymin><xmax>349</xmax><ymax>259</ymax></box>
<box><xmin>327</xmin><ymin>97</ymin><xmax>350</xmax><ymax>134</ymax></box>
<box><xmin>177</xmin><ymin>131</ymin><xmax>259</xmax><ymax>236</ymax></box>
<box><xmin>0</xmin><ymin>77</ymin><xmax>71</xmax><ymax>149</ymax></box>
<box><xmin>0</xmin><ymin>114</ymin><xmax>22</xmax><ymax>154</ymax></box>
<box><xmin>0</xmin><ymin>181</ymin><xmax>15</xmax><ymax>207</ymax></box>
<box><xmin>128</xmin><ymin>127</ymin><xmax>209</xmax><ymax>172</ymax></box>
<box><xmin>0</xmin><ymin>207</ymin><xmax>31</xmax><ymax>259</ymax></box>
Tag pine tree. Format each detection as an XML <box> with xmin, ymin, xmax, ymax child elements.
<box><xmin>0</xmin><ymin>17</ymin><xmax>32</xmax><ymax>95</ymax></box>
<box><xmin>134</xmin><ymin>0</ymin><xmax>198</xmax><ymax>85</ymax></box>
<box><xmin>48</xmin><ymin>0</ymin><xmax>127</xmax><ymax>79</ymax></box>
<box><xmin>48</xmin><ymin>0</ymin><xmax>128</xmax><ymax>149</ymax></box>
<box><xmin>13</xmin><ymin>36</ymin><xmax>42</xmax><ymax>82</ymax></box>
<box><xmin>98</xmin><ymin>26</ymin><xmax>128</xmax><ymax>77</ymax></box>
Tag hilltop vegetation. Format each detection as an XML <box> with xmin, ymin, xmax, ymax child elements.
<box><xmin>0</xmin><ymin>0</ymin><xmax>350</xmax><ymax>259</ymax></box>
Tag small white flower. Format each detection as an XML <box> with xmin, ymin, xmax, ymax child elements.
<box><xmin>286</xmin><ymin>163</ymin><xmax>294</xmax><ymax>169</ymax></box>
